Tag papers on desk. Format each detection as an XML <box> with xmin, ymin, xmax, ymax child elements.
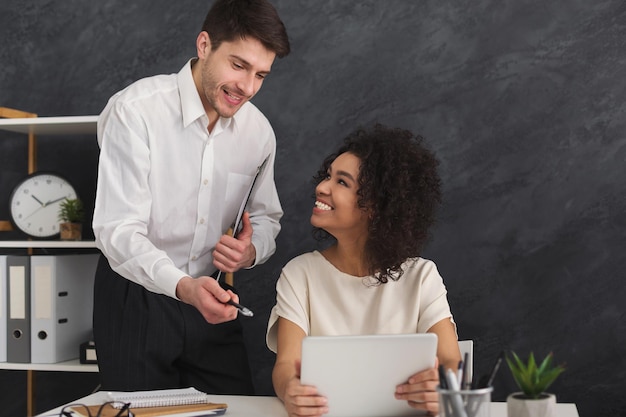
<box><xmin>69</xmin><ymin>387</ymin><xmax>228</xmax><ymax>416</ymax></box>
<box><xmin>70</xmin><ymin>403</ymin><xmax>225</xmax><ymax>417</ymax></box>
<box><xmin>106</xmin><ymin>387</ymin><xmax>213</xmax><ymax>408</ymax></box>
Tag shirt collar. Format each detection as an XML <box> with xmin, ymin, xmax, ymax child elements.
<box><xmin>178</xmin><ymin>58</ymin><xmax>205</xmax><ymax>128</ymax></box>
<box><xmin>177</xmin><ymin>58</ymin><xmax>236</xmax><ymax>133</ymax></box>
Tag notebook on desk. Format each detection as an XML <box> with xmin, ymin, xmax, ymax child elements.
<box><xmin>69</xmin><ymin>388</ymin><xmax>228</xmax><ymax>417</ymax></box>
<box><xmin>300</xmin><ymin>333</ymin><xmax>438</xmax><ymax>417</ymax></box>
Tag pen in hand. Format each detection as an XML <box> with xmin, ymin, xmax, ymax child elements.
<box><xmin>213</xmin><ymin>269</ymin><xmax>253</xmax><ymax>316</ymax></box>
<box><xmin>226</xmin><ymin>299</ymin><xmax>254</xmax><ymax>317</ymax></box>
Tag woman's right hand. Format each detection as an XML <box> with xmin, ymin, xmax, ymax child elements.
<box><xmin>282</xmin><ymin>370</ymin><xmax>329</xmax><ymax>417</ymax></box>
<box><xmin>273</xmin><ymin>319</ymin><xmax>328</xmax><ymax>416</ymax></box>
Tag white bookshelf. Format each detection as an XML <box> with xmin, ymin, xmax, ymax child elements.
<box><xmin>0</xmin><ymin>111</ymin><xmax>100</xmax><ymax>361</ymax></box>
<box><xmin>0</xmin><ymin>111</ymin><xmax>100</xmax><ymax>416</ymax></box>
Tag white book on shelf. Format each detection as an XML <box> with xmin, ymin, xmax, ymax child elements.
<box><xmin>30</xmin><ymin>253</ymin><xmax>99</xmax><ymax>364</ymax></box>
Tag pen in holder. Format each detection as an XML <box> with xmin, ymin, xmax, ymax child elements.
<box><xmin>437</xmin><ymin>386</ymin><xmax>493</xmax><ymax>417</ymax></box>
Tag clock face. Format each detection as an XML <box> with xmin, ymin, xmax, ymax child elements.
<box><xmin>9</xmin><ymin>172</ymin><xmax>78</xmax><ymax>238</ymax></box>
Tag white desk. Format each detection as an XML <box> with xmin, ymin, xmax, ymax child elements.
<box><xmin>36</xmin><ymin>391</ymin><xmax>579</xmax><ymax>417</ymax></box>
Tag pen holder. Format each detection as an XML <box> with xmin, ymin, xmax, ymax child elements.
<box><xmin>437</xmin><ymin>386</ymin><xmax>493</xmax><ymax>417</ymax></box>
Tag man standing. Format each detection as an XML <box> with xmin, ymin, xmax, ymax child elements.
<box><xmin>92</xmin><ymin>0</ymin><xmax>290</xmax><ymax>394</ymax></box>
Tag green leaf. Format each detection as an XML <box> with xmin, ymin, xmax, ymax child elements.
<box><xmin>506</xmin><ymin>351</ymin><xmax>566</xmax><ymax>399</ymax></box>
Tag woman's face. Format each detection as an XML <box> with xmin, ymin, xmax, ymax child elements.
<box><xmin>311</xmin><ymin>152</ymin><xmax>370</xmax><ymax>240</ymax></box>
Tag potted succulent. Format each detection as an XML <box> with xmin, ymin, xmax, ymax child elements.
<box><xmin>58</xmin><ymin>198</ymin><xmax>85</xmax><ymax>240</ymax></box>
<box><xmin>506</xmin><ymin>351</ymin><xmax>566</xmax><ymax>417</ymax></box>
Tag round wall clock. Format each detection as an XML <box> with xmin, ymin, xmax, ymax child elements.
<box><xmin>9</xmin><ymin>172</ymin><xmax>78</xmax><ymax>238</ymax></box>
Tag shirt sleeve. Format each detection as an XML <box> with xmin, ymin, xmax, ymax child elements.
<box><xmin>416</xmin><ymin>260</ymin><xmax>457</xmax><ymax>335</ymax></box>
<box><xmin>266</xmin><ymin>257</ymin><xmax>311</xmax><ymax>353</ymax></box>
<box><xmin>93</xmin><ymin>97</ymin><xmax>185</xmax><ymax>298</ymax></box>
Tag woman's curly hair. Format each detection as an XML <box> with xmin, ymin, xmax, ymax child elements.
<box><xmin>313</xmin><ymin>123</ymin><xmax>442</xmax><ymax>284</ymax></box>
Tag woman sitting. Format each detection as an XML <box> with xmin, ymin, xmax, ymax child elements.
<box><xmin>266</xmin><ymin>123</ymin><xmax>461</xmax><ymax>416</ymax></box>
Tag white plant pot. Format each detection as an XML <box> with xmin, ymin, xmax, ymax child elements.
<box><xmin>507</xmin><ymin>392</ymin><xmax>556</xmax><ymax>417</ymax></box>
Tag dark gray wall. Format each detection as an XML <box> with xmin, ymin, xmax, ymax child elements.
<box><xmin>1</xmin><ymin>1</ymin><xmax>624</xmax><ymax>416</ymax></box>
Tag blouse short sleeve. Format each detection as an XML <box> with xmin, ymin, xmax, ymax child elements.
<box><xmin>412</xmin><ymin>259</ymin><xmax>456</xmax><ymax>334</ymax></box>
<box><xmin>266</xmin><ymin>255</ymin><xmax>312</xmax><ymax>353</ymax></box>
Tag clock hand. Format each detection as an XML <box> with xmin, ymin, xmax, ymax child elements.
<box><xmin>45</xmin><ymin>196</ymin><xmax>68</xmax><ymax>206</ymax></box>
<box><xmin>31</xmin><ymin>194</ymin><xmax>45</xmax><ymax>206</ymax></box>
<box><xmin>23</xmin><ymin>205</ymin><xmax>45</xmax><ymax>220</ymax></box>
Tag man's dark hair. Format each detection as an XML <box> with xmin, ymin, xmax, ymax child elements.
<box><xmin>202</xmin><ymin>0</ymin><xmax>290</xmax><ymax>58</ymax></box>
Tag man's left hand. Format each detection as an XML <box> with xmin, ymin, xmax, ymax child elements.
<box><xmin>213</xmin><ymin>212</ymin><xmax>256</xmax><ymax>272</ymax></box>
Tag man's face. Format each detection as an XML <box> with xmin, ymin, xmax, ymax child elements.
<box><xmin>194</xmin><ymin>33</ymin><xmax>276</xmax><ymax>123</ymax></box>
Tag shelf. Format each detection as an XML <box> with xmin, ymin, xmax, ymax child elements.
<box><xmin>0</xmin><ymin>108</ymin><xmax>100</xmax><ymax>416</ymax></box>
<box><xmin>0</xmin><ymin>359</ymin><xmax>98</xmax><ymax>373</ymax></box>
<box><xmin>0</xmin><ymin>115</ymin><xmax>98</xmax><ymax>135</ymax></box>
<box><xmin>0</xmin><ymin>240</ymin><xmax>97</xmax><ymax>248</ymax></box>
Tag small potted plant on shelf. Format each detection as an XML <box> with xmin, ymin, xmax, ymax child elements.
<box><xmin>58</xmin><ymin>198</ymin><xmax>84</xmax><ymax>241</ymax></box>
<box><xmin>506</xmin><ymin>351</ymin><xmax>566</xmax><ymax>417</ymax></box>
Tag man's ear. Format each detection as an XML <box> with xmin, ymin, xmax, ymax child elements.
<box><xmin>196</xmin><ymin>31</ymin><xmax>211</xmax><ymax>59</ymax></box>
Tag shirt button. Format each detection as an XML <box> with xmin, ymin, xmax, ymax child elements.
<box><xmin>199</xmin><ymin>218</ymin><xmax>205</xmax><ymax>224</ymax></box>
<box><xmin>203</xmin><ymin>179</ymin><xmax>209</xmax><ymax>185</ymax></box>
<box><xmin>191</xmin><ymin>256</ymin><xmax>197</xmax><ymax>261</ymax></box>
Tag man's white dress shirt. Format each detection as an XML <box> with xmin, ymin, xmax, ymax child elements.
<box><xmin>93</xmin><ymin>59</ymin><xmax>283</xmax><ymax>299</ymax></box>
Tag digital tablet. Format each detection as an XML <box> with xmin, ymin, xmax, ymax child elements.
<box><xmin>300</xmin><ymin>333</ymin><xmax>438</xmax><ymax>417</ymax></box>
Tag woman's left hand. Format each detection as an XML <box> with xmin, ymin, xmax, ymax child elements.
<box><xmin>394</xmin><ymin>361</ymin><xmax>440</xmax><ymax>416</ymax></box>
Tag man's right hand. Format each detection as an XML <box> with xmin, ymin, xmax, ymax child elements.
<box><xmin>175</xmin><ymin>276</ymin><xmax>239</xmax><ymax>323</ymax></box>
